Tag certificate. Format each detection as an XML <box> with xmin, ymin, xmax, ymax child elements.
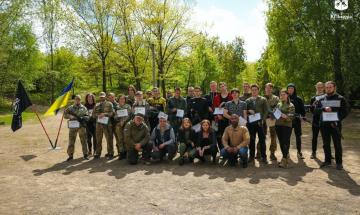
<box><xmin>239</xmin><ymin>116</ymin><xmax>247</xmax><ymax>126</ymax></box>
<box><xmin>248</xmin><ymin>113</ymin><xmax>261</xmax><ymax>123</ymax></box>
<box><xmin>117</xmin><ymin>109</ymin><xmax>128</xmax><ymax>117</ymax></box>
<box><xmin>315</xmin><ymin>95</ymin><xmax>325</xmax><ymax>101</ymax></box>
<box><xmin>321</xmin><ymin>100</ymin><xmax>341</xmax><ymax>108</ymax></box>
<box><xmin>213</xmin><ymin>107</ymin><xmax>224</xmax><ymax>115</ymax></box>
<box><xmin>192</xmin><ymin>123</ymin><xmax>201</xmax><ymax>132</ymax></box>
<box><xmin>68</xmin><ymin>120</ymin><xmax>80</xmax><ymax>129</ymax></box>
<box><xmin>88</xmin><ymin>109</ymin><xmax>94</xmax><ymax>116</ymax></box>
<box><xmin>273</xmin><ymin>108</ymin><xmax>282</xmax><ymax>120</ymax></box>
<box><xmin>176</xmin><ymin>109</ymin><xmax>184</xmax><ymax>118</ymax></box>
<box><xmin>322</xmin><ymin>112</ymin><xmax>339</xmax><ymax>122</ymax></box>
<box><xmin>134</xmin><ymin>107</ymin><xmax>146</xmax><ymax>115</ymax></box>
<box><xmin>97</xmin><ymin>116</ymin><xmax>109</xmax><ymax>125</ymax></box>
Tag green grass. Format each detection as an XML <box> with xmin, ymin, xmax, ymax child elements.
<box><xmin>0</xmin><ymin>111</ymin><xmax>37</xmax><ymax>125</ymax></box>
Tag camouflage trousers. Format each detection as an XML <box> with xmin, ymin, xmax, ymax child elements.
<box><xmin>67</xmin><ymin>127</ymin><xmax>88</xmax><ymax>156</ymax></box>
<box><xmin>95</xmin><ymin>123</ymin><xmax>114</xmax><ymax>156</ymax></box>
<box><xmin>178</xmin><ymin>142</ymin><xmax>196</xmax><ymax>158</ymax></box>
<box><xmin>114</xmin><ymin>122</ymin><xmax>126</xmax><ymax>155</ymax></box>
<box><xmin>257</xmin><ymin>125</ymin><xmax>277</xmax><ymax>155</ymax></box>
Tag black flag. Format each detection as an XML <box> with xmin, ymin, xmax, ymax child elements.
<box><xmin>11</xmin><ymin>81</ymin><xmax>32</xmax><ymax>132</ymax></box>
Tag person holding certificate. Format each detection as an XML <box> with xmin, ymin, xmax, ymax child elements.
<box><xmin>114</xmin><ymin>95</ymin><xmax>132</xmax><ymax>160</ymax></box>
<box><xmin>147</xmin><ymin>87</ymin><xmax>167</xmax><ymax>132</ymax></box>
<box><xmin>275</xmin><ymin>89</ymin><xmax>295</xmax><ymax>168</ymax></box>
<box><xmin>166</xmin><ymin>87</ymin><xmax>187</xmax><ymax>136</ymax></box>
<box><xmin>132</xmin><ymin>91</ymin><xmax>150</xmax><ymax>127</ymax></box>
<box><xmin>93</xmin><ymin>92</ymin><xmax>115</xmax><ymax>160</ymax></box>
<box><xmin>316</xmin><ymin>81</ymin><xmax>349</xmax><ymax>170</ymax></box>
<box><xmin>64</xmin><ymin>95</ymin><xmax>89</xmax><ymax>161</ymax></box>
<box><xmin>245</xmin><ymin>84</ymin><xmax>269</xmax><ymax>164</ymax></box>
<box><xmin>108</xmin><ymin>93</ymin><xmax>119</xmax><ymax>158</ymax></box>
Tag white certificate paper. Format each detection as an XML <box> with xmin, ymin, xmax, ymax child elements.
<box><xmin>213</xmin><ymin>107</ymin><xmax>224</xmax><ymax>115</ymax></box>
<box><xmin>97</xmin><ymin>116</ymin><xmax>109</xmax><ymax>125</ymax></box>
<box><xmin>239</xmin><ymin>116</ymin><xmax>247</xmax><ymax>126</ymax></box>
<box><xmin>134</xmin><ymin>107</ymin><xmax>146</xmax><ymax>115</ymax></box>
<box><xmin>321</xmin><ymin>100</ymin><xmax>341</xmax><ymax>108</ymax></box>
<box><xmin>322</xmin><ymin>112</ymin><xmax>339</xmax><ymax>121</ymax></box>
<box><xmin>117</xmin><ymin>109</ymin><xmax>128</xmax><ymax>117</ymax></box>
<box><xmin>315</xmin><ymin>95</ymin><xmax>325</xmax><ymax>101</ymax></box>
<box><xmin>88</xmin><ymin>109</ymin><xmax>93</xmax><ymax>116</ymax></box>
<box><xmin>176</xmin><ymin>109</ymin><xmax>184</xmax><ymax>118</ymax></box>
<box><xmin>248</xmin><ymin>113</ymin><xmax>261</xmax><ymax>123</ymax></box>
<box><xmin>68</xmin><ymin>120</ymin><xmax>80</xmax><ymax>129</ymax></box>
<box><xmin>273</xmin><ymin>108</ymin><xmax>282</xmax><ymax>120</ymax></box>
<box><xmin>192</xmin><ymin>123</ymin><xmax>201</xmax><ymax>132</ymax></box>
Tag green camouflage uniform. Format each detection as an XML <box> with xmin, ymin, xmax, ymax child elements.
<box><xmin>114</xmin><ymin>103</ymin><xmax>132</xmax><ymax>154</ymax></box>
<box><xmin>94</xmin><ymin>100</ymin><xmax>114</xmax><ymax>156</ymax></box>
<box><xmin>64</xmin><ymin>104</ymin><xmax>89</xmax><ymax>157</ymax></box>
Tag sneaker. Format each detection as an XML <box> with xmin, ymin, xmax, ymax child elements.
<box><xmin>278</xmin><ymin>158</ymin><xmax>288</xmax><ymax>168</ymax></box>
<box><xmin>310</xmin><ymin>152</ymin><xmax>316</xmax><ymax>159</ymax></box>
<box><xmin>320</xmin><ymin>161</ymin><xmax>331</xmax><ymax>168</ymax></box>
<box><xmin>270</xmin><ymin>153</ymin><xmax>277</xmax><ymax>161</ymax></box>
<box><xmin>83</xmin><ymin>155</ymin><xmax>89</xmax><ymax>160</ymax></box>
<box><xmin>297</xmin><ymin>152</ymin><xmax>304</xmax><ymax>159</ymax></box>
<box><xmin>66</xmin><ymin>156</ymin><xmax>73</xmax><ymax>162</ymax></box>
<box><xmin>336</xmin><ymin>164</ymin><xmax>343</xmax><ymax>170</ymax></box>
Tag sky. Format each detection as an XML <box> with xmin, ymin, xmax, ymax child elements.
<box><xmin>191</xmin><ymin>0</ymin><xmax>268</xmax><ymax>62</ymax></box>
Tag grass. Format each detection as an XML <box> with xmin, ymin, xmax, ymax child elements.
<box><xmin>0</xmin><ymin>111</ymin><xmax>38</xmax><ymax>125</ymax></box>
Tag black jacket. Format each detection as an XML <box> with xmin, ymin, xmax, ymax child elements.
<box><xmin>187</xmin><ymin>97</ymin><xmax>209</xmax><ymax>125</ymax></box>
<box><xmin>177</xmin><ymin>128</ymin><xmax>196</xmax><ymax>146</ymax></box>
<box><xmin>287</xmin><ymin>84</ymin><xmax>306</xmax><ymax>117</ymax></box>
<box><xmin>315</xmin><ymin>93</ymin><xmax>349</xmax><ymax>126</ymax></box>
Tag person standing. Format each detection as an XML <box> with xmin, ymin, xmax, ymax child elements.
<box><xmin>246</xmin><ymin>84</ymin><xmax>269</xmax><ymax>164</ymax></box>
<box><xmin>220</xmin><ymin>114</ymin><xmax>250</xmax><ymax>168</ymax></box>
<box><xmin>93</xmin><ymin>92</ymin><xmax>115</xmax><ymax>160</ymax></box>
<box><xmin>223</xmin><ymin>88</ymin><xmax>247</xmax><ymax>119</ymax></box>
<box><xmin>205</xmin><ymin>81</ymin><xmax>219</xmax><ymax>120</ymax></box>
<box><xmin>287</xmin><ymin>83</ymin><xmax>306</xmax><ymax>159</ymax></box>
<box><xmin>309</xmin><ymin>82</ymin><xmax>325</xmax><ymax>159</ymax></box>
<box><xmin>108</xmin><ymin>92</ymin><xmax>119</xmax><ymax>158</ymax></box>
<box><xmin>147</xmin><ymin>87</ymin><xmax>167</xmax><ymax>132</ymax></box>
<box><xmin>114</xmin><ymin>95</ymin><xmax>132</xmax><ymax>160</ymax></box>
<box><xmin>316</xmin><ymin>81</ymin><xmax>349</xmax><ymax>170</ymax></box>
<box><xmin>275</xmin><ymin>89</ymin><xmax>295</xmax><ymax>168</ymax></box>
<box><xmin>132</xmin><ymin>91</ymin><xmax>151</xmax><ymax>126</ymax></box>
<box><xmin>126</xmin><ymin>85</ymin><xmax>137</xmax><ymax>106</ymax></box>
<box><xmin>166</xmin><ymin>87</ymin><xmax>187</xmax><ymax>135</ymax></box>
<box><xmin>64</xmin><ymin>95</ymin><xmax>89</xmax><ymax>161</ymax></box>
<box><xmin>84</xmin><ymin>93</ymin><xmax>96</xmax><ymax>155</ymax></box>
<box><xmin>188</xmin><ymin>87</ymin><xmax>209</xmax><ymax>125</ymax></box>
<box><xmin>240</xmin><ymin>82</ymin><xmax>252</xmax><ymax>101</ymax></box>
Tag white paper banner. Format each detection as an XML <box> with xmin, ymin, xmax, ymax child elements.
<box><xmin>68</xmin><ymin>120</ymin><xmax>80</xmax><ymax>129</ymax></box>
<box><xmin>322</xmin><ymin>112</ymin><xmax>339</xmax><ymax>122</ymax></box>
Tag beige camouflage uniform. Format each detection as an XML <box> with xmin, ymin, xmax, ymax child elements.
<box><xmin>93</xmin><ymin>100</ymin><xmax>114</xmax><ymax>156</ymax></box>
<box><xmin>114</xmin><ymin>104</ymin><xmax>132</xmax><ymax>154</ymax></box>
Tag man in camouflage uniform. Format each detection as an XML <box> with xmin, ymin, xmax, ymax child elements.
<box><xmin>64</xmin><ymin>95</ymin><xmax>89</xmax><ymax>161</ymax></box>
<box><xmin>108</xmin><ymin>92</ymin><xmax>119</xmax><ymax>157</ymax></box>
<box><xmin>93</xmin><ymin>92</ymin><xmax>115</xmax><ymax>160</ymax></box>
<box><xmin>258</xmin><ymin>83</ymin><xmax>279</xmax><ymax>161</ymax></box>
<box><xmin>114</xmin><ymin>95</ymin><xmax>132</xmax><ymax>160</ymax></box>
<box><xmin>147</xmin><ymin>87</ymin><xmax>167</xmax><ymax>132</ymax></box>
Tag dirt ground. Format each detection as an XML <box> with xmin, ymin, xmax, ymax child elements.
<box><xmin>0</xmin><ymin>110</ymin><xmax>360</xmax><ymax>215</ymax></box>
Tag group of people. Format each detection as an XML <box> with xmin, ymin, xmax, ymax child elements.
<box><xmin>64</xmin><ymin>80</ymin><xmax>349</xmax><ymax>170</ymax></box>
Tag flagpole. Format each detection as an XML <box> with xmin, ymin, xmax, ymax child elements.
<box><xmin>53</xmin><ymin>110</ymin><xmax>65</xmax><ymax>149</ymax></box>
<box><xmin>31</xmin><ymin>105</ymin><xmax>54</xmax><ymax>148</ymax></box>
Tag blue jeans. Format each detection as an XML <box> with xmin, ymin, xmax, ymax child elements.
<box><xmin>220</xmin><ymin>147</ymin><xmax>248</xmax><ymax>165</ymax></box>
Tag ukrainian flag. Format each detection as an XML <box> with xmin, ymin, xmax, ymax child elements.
<box><xmin>44</xmin><ymin>80</ymin><xmax>74</xmax><ymax>116</ymax></box>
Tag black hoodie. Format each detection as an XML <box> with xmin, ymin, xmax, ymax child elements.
<box><xmin>287</xmin><ymin>83</ymin><xmax>306</xmax><ymax>117</ymax></box>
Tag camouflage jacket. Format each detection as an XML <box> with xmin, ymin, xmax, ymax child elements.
<box><xmin>64</xmin><ymin>104</ymin><xmax>89</xmax><ymax>127</ymax></box>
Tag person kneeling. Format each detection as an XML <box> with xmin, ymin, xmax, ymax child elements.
<box><xmin>220</xmin><ymin>114</ymin><xmax>250</xmax><ymax>168</ymax></box>
<box><xmin>150</xmin><ymin>115</ymin><xmax>176</xmax><ymax>162</ymax></box>
<box><xmin>124</xmin><ymin>113</ymin><xmax>152</xmax><ymax>165</ymax></box>
<box><xmin>178</xmin><ymin>118</ymin><xmax>196</xmax><ymax>165</ymax></box>
<box><xmin>194</xmin><ymin>120</ymin><xmax>218</xmax><ymax>163</ymax></box>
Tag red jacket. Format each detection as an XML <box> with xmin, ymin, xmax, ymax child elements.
<box><xmin>213</xmin><ymin>93</ymin><xmax>233</xmax><ymax>108</ymax></box>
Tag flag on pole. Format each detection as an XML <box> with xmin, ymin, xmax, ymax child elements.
<box><xmin>44</xmin><ymin>79</ymin><xmax>74</xmax><ymax>116</ymax></box>
<box><xmin>11</xmin><ymin>81</ymin><xmax>33</xmax><ymax>132</ymax></box>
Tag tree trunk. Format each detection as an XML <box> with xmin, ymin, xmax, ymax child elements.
<box><xmin>134</xmin><ymin>66</ymin><xmax>141</xmax><ymax>91</ymax></box>
<box><xmin>101</xmin><ymin>58</ymin><xmax>107</xmax><ymax>92</ymax></box>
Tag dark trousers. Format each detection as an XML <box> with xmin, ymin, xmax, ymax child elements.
<box><xmin>86</xmin><ymin>121</ymin><xmax>96</xmax><ymax>153</ymax></box>
<box><xmin>152</xmin><ymin>144</ymin><xmax>177</xmax><ymax>160</ymax></box>
<box><xmin>320</xmin><ymin>125</ymin><xmax>342</xmax><ymax>164</ymax></box>
<box><xmin>248</xmin><ymin>122</ymin><xmax>266</xmax><ymax>159</ymax></box>
<box><xmin>127</xmin><ymin>143</ymin><xmax>152</xmax><ymax>165</ymax></box>
<box><xmin>217</xmin><ymin>119</ymin><xmax>229</xmax><ymax>149</ymax></box>
<box><xmin>220</xmin><ymin>147</ymin><xmax>248</xmax><ymax>165</ymax></box>
<box><xmin>292</xmin><ymin>118</ymin><xmax>302</xmax><ymax>153</ymax></box>
<box><xmin>194</xmin><ymin>145</ymin><xmax>218</xmax><ymax>161</ymax></box>
<box><xmin>311</xmin><ymin>124</ymin><xmax>320</xmax><ymax>153</ymax></box>
<box><xmin>275</xmin><ymin>125</ymin><xmax>292</xmax><ymax>158</ymax></box>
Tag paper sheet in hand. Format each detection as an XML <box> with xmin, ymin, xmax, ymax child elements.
<box><xmin>134</xmin><ymin>107</ymin><xmax>146</xmax><ymax>115</ymax></box>
<box><xmin>117</xmin><ymin>109</ymin><xmax>128</xmax><ymax>117</ymax></box>
<box><xmin>176</xmin><ymin>109</ymin><xmax>184</xmax><ymax>118</ymax></box>
<box><xmin>192</xmin><ymin>123</ymin><xmax>201</xmax><ymax>132</ymax></box>
<box><xmin>322</xmin><ymin>112</ymin><xmax>339</xmax><ymax>121</ymax></box>
<box><xmin>273</xmin><ymin>108</ymin><xmax>282</xmax><ymax>120</ymax></box>
<box><xmin>239</xmin><ymin>116</ymin><xmax>247</xmax><ymax>126</ymax></box>
<box><xmin>213</xmin><ymin>107</ymin><xmax>224</xmax><ymax>115</ymax></box>
<box><xmin>68</xmin><ymin>120</ymin><xmax>80</xmax><ymax>128</ymax></box>
<box><xmin>248</xmin><ymin>113</ymin><xmax>261</xmax><ymax>123</ymax></box>
<box><xmin>88</xmin><ymin>109</ymin><xmax>93</xmax><ymax>116</ymax></box>
<box><xmin>315</xmin><ymin>95</ymin><xmax>325</xmax><ymax>101</ymax></box>
<box><xmin>97</xmin><ymin>116</ymin><xmax>109</xmax><ymax>125</ymax></box>
<box><xmin>321</xmin><ymin>100</ymin><xmax>341</xmax><ymax>108</ymax></box>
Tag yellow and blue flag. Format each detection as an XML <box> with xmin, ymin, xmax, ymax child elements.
<box><xmin>44</xmin><ymin>80</ymin><xmax>74</xmax><ymax>116</ymax></box>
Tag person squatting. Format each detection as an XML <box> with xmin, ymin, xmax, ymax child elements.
<box><xmin>64</xmin><ymin>81</ymin><xmax>349</xmax><ymax>170</ymax></box>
